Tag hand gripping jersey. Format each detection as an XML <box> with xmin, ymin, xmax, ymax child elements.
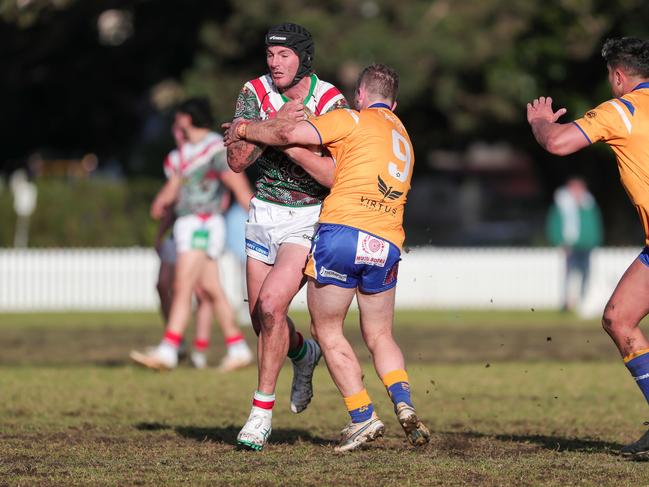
<box><xmin>163</xmin><ymin>131</ymin><xmax>231</xmax><ymax>217</ymax></box>
<box><xmin>233</xmin><ymin>73</ymin><xmax>347</xmax><ymax>207</ymax></box>
<box><xmin>573</xmin><ymin>82</ymin><xmax>649</xmax><ymax>244</ymax></box>
<box><xmin>307</xmin><ymin>105</ymin><xmax>414</xmax><ymax>249</ymax></box>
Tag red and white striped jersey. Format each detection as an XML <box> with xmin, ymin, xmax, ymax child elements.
<box><xmin>233</xmin><ymin>73</ymin><xmax>348</xmax><ymax>206</ymax></box>
<box><xmin>243</xmin><ymin>73</ymin><xmax>345</xmax><ymax>121</ymax></box>
<box><xmin>163</xmin><ymin>131</ymin><xmax>231</xmax><ymax>217</ymax></box>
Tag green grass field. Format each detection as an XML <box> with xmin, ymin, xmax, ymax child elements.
<box><xmin>2</xmin><ymin>310</ymin><xmax>649</xmax><ymax>486</ymax></box>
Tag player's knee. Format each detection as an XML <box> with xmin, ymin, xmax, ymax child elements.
<box><xmin>363</xmin><ymin>328</ymin><xmax>391</xmax><ymax>353</ymax></box>
<box><xmin>314</xmin><ymin>330</ymin><xmax>338</xmax><ymax>350</ymax></box>
<box><xmin>601</xmin><ymin>313</ymin><xmax>614</xmax><ymax>337</ymax></box>
<box><xmin>257</xmin><ymin>292</ymin><xmax>288</xmax><ymax>328</ymax></box>
<box><xmin>602</xmin><ymin>307</ymin><xmax>631</xmax><ymax>337</ymax></box>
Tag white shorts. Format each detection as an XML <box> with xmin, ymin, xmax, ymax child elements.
<box><xmin>245</xmin><ymin>197</ymin><xmax>321</xmax><ymax>264</ymax></box>
<box><xmin>159</xmin><ymin>236</ymin><xmax>177</xmax><ymax>264</ymax></box>
<box><xmin>173</xmin><ymin>213</ymin><xmax>225</xmax><ymax>260</ymax></box>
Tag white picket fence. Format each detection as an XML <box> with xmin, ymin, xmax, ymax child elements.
<box><xmin>0</xmin><ymin>247</ymin><xmax>641</xmax><ymax>316</ymax></box>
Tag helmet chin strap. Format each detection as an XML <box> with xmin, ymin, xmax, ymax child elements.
<box><xmin>283</xmin><ymin>69</ymin><xmax>311</xmax><ymax>90</ymax></box>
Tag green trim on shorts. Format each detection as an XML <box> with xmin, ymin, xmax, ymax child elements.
<box><xmin>254</xmin><ymin>195</ymin><xmax>322</xmax><ymax>208</ymax></box>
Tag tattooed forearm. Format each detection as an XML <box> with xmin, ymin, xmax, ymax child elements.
<box><xmin>227</xmin><ymin>140</ymin><xmax>264</xmax><ymax>173</ymax></box>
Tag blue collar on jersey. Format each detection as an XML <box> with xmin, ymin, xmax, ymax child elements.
<box><xmin>368</xmin><ymin>102</ymin><xmax>392</xmax><ymax>110</ymax></box>
<box><xmin>632</xmin><ymin>82</ymin><xmax>649</xmax><ymax>91</ymax></box>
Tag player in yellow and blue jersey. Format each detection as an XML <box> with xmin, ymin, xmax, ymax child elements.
<box><xmin>225</xmin><ymin>64</ymin><xmax>430</xmax><ymax>452</ymax></box>
<box><xmin>527</xmin><ymin>37</ymin><xmax>649</xmax><ymax>459</ymax></box>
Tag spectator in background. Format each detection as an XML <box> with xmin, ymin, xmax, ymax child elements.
<box><xmin>131</xmin><ymin>97</ymin><xmax>254</xmax><ymax>372</ymax></box>
<box><xmin>546</xmin><ymin>177</ymin><xmax>603</xmax><ymax>312</ymax></box>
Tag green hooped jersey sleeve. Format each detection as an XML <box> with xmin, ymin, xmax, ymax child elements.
<box><xmin>233</xmin><ymin>73</ymin><xmax>348</xmax><ymax>206</ymax></box>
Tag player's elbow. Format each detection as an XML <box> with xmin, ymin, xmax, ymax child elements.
<box><xmin>545</xmin><ymin>137</ymin><xmax>573</xmax><ymax>157</ymax></box>
<box><xmin>228</xmin><ymin>163</ymin><xmax>245</xmax><ymax>173</ymax></box>
<box><xmin>321</xmin><ymin>174</ymin><xmax>334</xmax><ymax>188</ymax></box>
<box><xmin>226</xmin><ymin>149</ymin><xmax>245</xmax><ymax>173</ymax></box>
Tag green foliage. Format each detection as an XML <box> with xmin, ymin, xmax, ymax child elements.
<box><xmin>0</xmin><ymin>179</ymin><xmax>161</xmax><ymax>248</ymax></box>
<box><xmin>178</xmin><ymin>0</ymin><xmax>649</xmax><ymax>146</ymax></box>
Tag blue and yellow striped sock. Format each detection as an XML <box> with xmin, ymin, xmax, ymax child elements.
<box><xmin>382</xmin><ymin>369</ymin><xmax>413</xmax><ymax>408</ymax></box>
<box><xmin>344</xmin><ymin>389</ymin><xmax>374</xmax><ymax>424</ymax></box>
<box><xmin>625</xmin><ymin>349</ymin><xmax>649</xmax><ymax>405</ymax></box>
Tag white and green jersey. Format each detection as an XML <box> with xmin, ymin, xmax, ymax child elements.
<box><xmin>234</xmin><ymin>73</ymin><xmax>348</xmax><ymax>207</ymax></box>
<box><xmin>164</xmin><ymin>131</ymin><xmax>231</xmax><ymax>217</ymax></box>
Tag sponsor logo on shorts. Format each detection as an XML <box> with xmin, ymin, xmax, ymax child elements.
<box><xmin>319</xmin><ymin>266</ymin><xmax>347</xmax><ymax>282</ymax></box>
<box><xmin>355</xmin><ymin>232</ymin><xmax>389</xmax><ymax>267</ymax></box>
<box><xmin>383</xmin><ymin>261</ymin><xmax>399</xmax><ymax>285</ymax></box>
<box><xmin>635</xmin><ymin>372</ymin><xmax>649</xmax><ymax>382</ymax></box>
<box><xmin>246</xmin><ymin>239</ymin><xmax>270</xmax><ymax>257</ymax></box>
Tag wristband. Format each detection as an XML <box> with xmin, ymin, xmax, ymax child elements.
<box><xmin>236</xmin><ymin>121</ymin><xmax>250</xmax><ymax>140</ymax></box>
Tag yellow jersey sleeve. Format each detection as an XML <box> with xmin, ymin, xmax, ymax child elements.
<box><xmin>574</xmin><ymin>99</ymin><xmax>632</xmax><ymax>147</ymax></box>
<box><xmin>308</xmin><ymin>109</ymin><xmax>360</xmax><ymax>146</ymax></box>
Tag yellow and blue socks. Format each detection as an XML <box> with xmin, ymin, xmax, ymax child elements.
<box><xmin>382</xmin><ymin>369</ymin><xmax>413</xmax><ymax>408</ymax></box>
<box><xmin>625</xmin><ymin>349</ymin><xmax>649</xmax><ymax>404</ymax></box>
<box><xmin>344</xmin><ymin>389</ymin><xmax>374</xmax><ymax>423</ymax></box>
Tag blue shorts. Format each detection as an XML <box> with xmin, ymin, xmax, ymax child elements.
<box><xmin>305</xmin><ymin>223</ymin><xmax>401</xmax><ymax>293</ymax></box>
<box><xmin>639</xmin><ymin>246</ymin><xmax>649</xmax><ymax>267</ymax></box>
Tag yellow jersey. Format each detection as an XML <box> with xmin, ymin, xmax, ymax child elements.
<box><xmin>574</xmin><ymin>83</ymin><xmax>649</xmax><ymax>244</ymax></box>
<box><xmin>308</xmin><ymin>104</ymin><xmax>414</xmax><ymax>249</ymax></box>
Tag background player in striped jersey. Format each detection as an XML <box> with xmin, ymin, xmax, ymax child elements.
<box><xmin>131</xmin><ymin>98</ymin><xmax>254</xmax><ymax>372</ymax></box>
<box><xmin>527</xmin><ymin>37</ymin><xmax>649</xmax><ymax>459</ymax></box>
<box><xmin>225</xmin><ymin>64</ymin><xmax>430</xmax><ymax>452</ymax></box>
<box><xmin>153</xmin><ymin>119</ymin><xmax>214</xmax><ymax>368</ymax></box>
<box><xmin>226</xmin><ymin>23</ymin><xmax>348</xmax><ymax>450</ymax></box>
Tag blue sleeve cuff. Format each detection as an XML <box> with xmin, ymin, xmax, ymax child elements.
<box><xmin>572</xmin><ymin>121</ymin><xmax>592</xmax><ymax>144</ymax></box>
<box><xmin>306</xmin><ymin>120</ymin><xmax>323</xmax><ymax>145</ymax></box>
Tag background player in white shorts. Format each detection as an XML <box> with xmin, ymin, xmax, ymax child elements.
<box><xmin>131</xmin><ymin>98</ymin><xmax>254</xmax><ymax>371</ymax></box>
<box><xmin>226</xmin><ymin>22</ymin><xmax>348</xmax><ymax>450</ymax></box>
<box><xmin>153</xmin><ymin>122</ymin><xmax>216</xmax><ymax>368</ymax></box>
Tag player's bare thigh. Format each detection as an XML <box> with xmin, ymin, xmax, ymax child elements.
<box><xmin>173</xmin><ymin>250</ymin><xmax>208</xmax><ymax>293</ymax></box>
<box><xmin>256</xmin><ymin>243</ymin><xmax>310</xmax><ymax>314</ymax></box>
<box><xmin>356</xmin><ymin>286</ymin><xmax>397</xmax><ymax>339</ymax></box>
<box><xmin>307</xmin><ymin>279</ymin><xmax>356</xmax><ymax>333</ymax></box>
<box><xmin>197</xmin><ymin>257</ymin><xmax>226</xmax><ymax>300</ymax></box>
<box><xmin>603</xmin><ymin>257</ymin><xmax>649</xmax><ymax>354</ymax></box>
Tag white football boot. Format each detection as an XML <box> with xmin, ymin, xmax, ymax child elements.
<box><xmin>190</xmin><ymin>350</ymin><xmax>207</xmax><ymax>369</ymax></box>
<box><xmin>334</xmin><ymin>413</ymin><xmax>385</xmax><ymax>452</ymax></box>
<box><xmin>237</xmin><ymin>409</ymin><xmax>272</xmax><ymax>451</ymax></box>
<box><xmin>130</xmin><ymin>343</ymin><xmax>178</xmax><ymax>370</ymax></box>
<box><xmin>218</xmin><ymin>346</ymin><xmax>253</xmax><ymax>373</ymax></box>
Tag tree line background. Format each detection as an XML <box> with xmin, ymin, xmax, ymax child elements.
<box><xmin>1</xmin><ymin>0</ymin><xmax>648</xmax><ymax>247</ymax></box>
